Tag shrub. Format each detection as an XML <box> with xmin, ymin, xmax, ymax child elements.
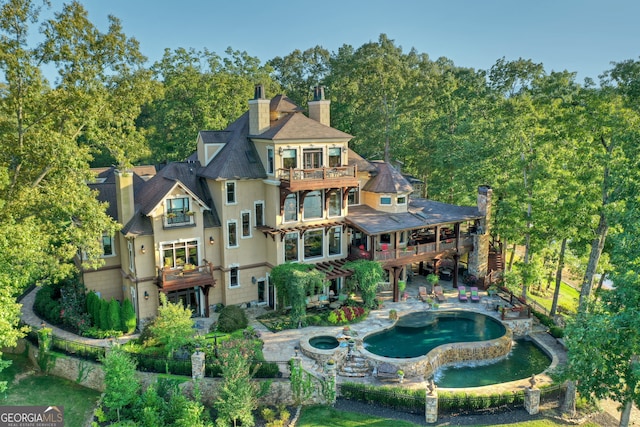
<box><xmin>120</xmin><ymin>299</ymin><xmax>136</xmax><ymax>333</ymax></box>
<box><xmin>86</xmin><ymin>291</ymin><xmax>100</xmax><ymax>325</ymax></box>
<box><xmin>217</xmin><ymin>305</ymin><xmax>248</xmax><ymax>333</ymax></box>
<box><xmin>99</xmin><ymin>298</ymin><xmax>110</xmax><ymax>331</ymax></box>
<box><xmin>549</xmin><ymin>326</ymin><xmax>564</xmax><ymax>338</ymax></box>
<box><xmin>108</xmin><ymin>299</ymin><xmax>121</xmax><ymax>331</ymax></box>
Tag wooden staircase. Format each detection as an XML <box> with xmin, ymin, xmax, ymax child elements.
<box><xmin>488</xmin><ymin>251</ymin><xmax>504</xmax><ymax>272</ymax></box>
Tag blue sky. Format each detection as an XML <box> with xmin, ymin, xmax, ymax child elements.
<box><xmin>49</xmin><ymin>0</ymin><xmax>640</xmax><ymax>83</ymax></box>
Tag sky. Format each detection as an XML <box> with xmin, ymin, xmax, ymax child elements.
<box><xmin>46</xmin><ymin>0</ymin><xmax>640</xmax><ymax>83</ymax></box>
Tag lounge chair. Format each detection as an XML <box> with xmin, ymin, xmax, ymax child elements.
<box><xmin>470</xmin><ymin>287</ymin><xmax>480</xmax><ymax>302</ymax></box>
<box><xmin>419</xmin><ymin>286</ymin><xmax>428</xmax><ymax>301</ymax></box>
<box><xmin>458</xmin><ymin>286</ymin><xmax>468</xmax><ymax>302</ymax></box>
<box><xmin>434</xmin><ymin>285</ymin><xmax>446</xmax><ymax>303</ymax></box>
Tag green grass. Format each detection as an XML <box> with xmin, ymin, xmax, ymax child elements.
<box><xmin>528</xmin><ymin>281</ymin><xmax>580</xmax><ymax>314</ymax></box>
<box><xmin>1</xmin><ymin>352</ymin><xmax>100</xmax><ymax>427</ymax></box>
<box><xmin>297</xmin><ymin>406</ymin><xmax>601</xmax><ymax>427</ymax></box>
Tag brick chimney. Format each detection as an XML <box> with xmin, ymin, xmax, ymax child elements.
<box><xmin>115</xmin><ymin>169</ymin><xmax>135</xmax><ymax>225</ymax></box>
<box><xmin>308</xmin><ymin>86</ymin><xmax>330</xmax><ymax>126</ymax></box>
<box><xmin>249</xmin><ymin>84</ymin><xmax>270</xmax><ymax>135</ymax></box>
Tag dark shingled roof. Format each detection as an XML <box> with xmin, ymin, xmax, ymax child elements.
<box><xmin>199</xmin><ymin>112</ymin><xmax>267</xmax><ymax>180</ymax></box>
<box><xmin>346</xmin><ymin>198</ymin><xmax>481</xmax><ymax>235</ymax></box>
<box><xmin>256</xmin><ymin>111</ymin><xmax>352</xmax><ymax>140</ymax></box>
<box><xmin>198</xmin><ymin>130</ymin><xmax>233</xmax><ymax>144</ymax></box>
<box><xmin>89</xmin><ymin>167</ymin><xmax>149</xmax><ymax>221</ymax></box>
<box><xmin>348</xmin><ymin>149</ymin><xmax>377</xmax><ymax>173</ymax></box>
<box><xmin>362</xmin><ymin>161</ymin><xmax>413</xmax><ymax>193</ymax></box>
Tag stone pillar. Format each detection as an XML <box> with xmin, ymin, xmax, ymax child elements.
<box><xmin>425</xmin><ymin>379</ymin><xmax>438</xmax><ymax>424</ymax></box>
<box><xmin>468</xmin><ymin>186</ymin><xmax>493</xmax><ymax>279</ymax></box>
<box><xmin>191</xmin><ymin>350</ymin><xmax>205</xmax><ymax>380</ymax></box>
<box><xmin>524</xmin><ymin>387</ymin><xmax>541</xmax><ymax>415</ymax></box>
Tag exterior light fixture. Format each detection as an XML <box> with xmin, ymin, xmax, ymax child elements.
<box><xmin>279</xmin><ymin>147</ymin><xmax>284</xmax><ymax>155</ymax></box>
<box><xmin>251</xmin><ymin>276</ymin><xmax>257</xmax><ymax>284</ymax></box>
<box><xmin>209</xmin><ymin>236</ymin><xmax>215</xmax><ymax>245</ymax></box>
<box><xmin>144</xmin><ymin>291</ymin><xmax>149</xmax><ymax>300</ymax></box>
<box><xmin>140</xmin><ymin>245</ymin><xmax>146</xmax><ymax>254</ymax></box>
<box><xmin>342</xmin><ymin>146</ymin><xmax>348</xmax><ymax>153</ymax></box>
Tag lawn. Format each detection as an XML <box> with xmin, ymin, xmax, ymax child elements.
<box><xmin>297</xmin><ymin>405</ymin><xmax>601</xmax><ymax>427</ymax></box>
<box><xmin>1</xmin><ymin>352</ymin><xmax>100</xmax><ymax>427</ymax></box>
<box><xmin>528</xmin><ymin>281</ymin><xmax>580</xmax><ymax>314</ymax></box>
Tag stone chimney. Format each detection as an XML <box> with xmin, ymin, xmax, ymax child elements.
<box><xmin>468</xmin><ymin>185</ymin><xmax>493</xmax><ymax>279</ymax></box>
<box><xmin>248</xmin><ymin>84</ymin><xmax>270</xmax><ymax>135</ymax></box>
<box><xmin>308</xmin><ymin>86</ymin><xmax>330</xmax><ymax>126</ymax></box>
<box><xmin>115</xmin><ymin>169</ymin><xmax>135</xmax><ymax>225</ymax></box>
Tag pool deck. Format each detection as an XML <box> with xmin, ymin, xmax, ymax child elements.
<box><xmin>249</xmin><ymin>274</ymin><xmax>568</xmax><ymax>395</ymax></box>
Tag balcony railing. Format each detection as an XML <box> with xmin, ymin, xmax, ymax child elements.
<box><xmin>278</xmin><ymin>166</ymin><xmax>358</xmax><ymax>191</ymax></box>
<box><xmin>157</xmin><ymin>262</ymin><xmax>215</xmax><ymax>291</ymax></box>
<box><xmin>348</xmin><ymin>235</ymin><xmax>475</xmax><ymax>263</ymax></box>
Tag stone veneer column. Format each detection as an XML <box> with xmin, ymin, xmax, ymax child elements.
<box><xmin>468</xmin><ymin>186</ymin><xmax>493</xmax><ymax>279</ymax></box>
<box><xmin>425</xmin><ymin>379</ymin><xmax>438</xmax><ymax>424</ymax></box>
<box><xmin>191</xmin><ymin>350</ymin><xmax>205</xmax><ymax>380</ymax></box>
<box><xmin>524</xmin><ymin>387</ymin><xmax>541</xmax><ymax>415</ymax></box>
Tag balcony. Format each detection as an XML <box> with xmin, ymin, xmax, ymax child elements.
<box><xmin>348</xmin><ymin>235</ymin><xmax>475</xmax><ymax>265</ymax></box>
<box><xmin>157</xmin><ymin>262</ymin><xmax>215</xmax><ymax>292</ymax></box>
<box><xmin>278</xmin><ymin>166</ymin><xmax>358</xmax><ymax>192</ymax></box>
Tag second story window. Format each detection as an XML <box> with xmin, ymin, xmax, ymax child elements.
<box><xmin>227</xmin><ymin>220</ymin><xmax>238</xmax><ymax>248</ymax></box>
<box><xmin>102</xmin><ymin>234</ymin><xmax>114</xmax><ymax>257</ymax></box>
<box><xmin>255</xmin><ymin>201</ymin><xmax>264</xmax><ymax>227</ymax></box>
<box><xmin>284</xmin><ymin>193</ymin><xmax>298</xmax><ymax>222</ymax></box>
<box><xmin>303</xmin><ymin>148</ymin><xmax>322</xmax><ymax>169</ymax></box>
<box><xmin>303</xmin><ymin>191</ymin><xmax>322</xmax><ymax>220</ymax></box>
<box><xmin>329</xmin><ymin>190</ymin><xmax>341</xmax><ymax>217</ymax></box>
<box><xmin>241</xmin><ymin>211</ymin><xmax>251</xmax><ymax>238</ymax></box>
<box><xmin>397</xmin><ymin>196</ymin><xmax>407</xmax><ymax>205</ymax></box>
<box><xmin>348</xmin><ymin>187</ymin><xmax>360</xmax><ymax>206</ymax></box>
<box><xmin>226</xmin><ymin>182</ymin><xmax>236</xmax><ymax>204</ymax></box>
<box><xmin>166</xmin><ymin>197</ymin><xmax>191</xmax><ymax>225</ymax></box>
<box><xmin>304</xmin><ymin>229</ymin><xmax>323</xmax><ymax>260</ymax></box>
<box><xmin>380</xmin><ymin>196</ymin><xmax>392</xmax><ymax>206</ymax></box>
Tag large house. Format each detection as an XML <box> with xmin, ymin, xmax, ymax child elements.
<box><xmin>82</xmin><ymin>85</ymin><xmax>493</xmax><ymax>326</ymax></box>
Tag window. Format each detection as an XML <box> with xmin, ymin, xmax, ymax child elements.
<box><xmin>162</xmin><ymin>240</ymin><xmax>199</xmax><ymax>268</ymax></box>
<box><xmin>328</xmin><ymin>147</ymin><xmax>342</xmax><ymax>167</ymax></box>
<box><xmin>304</xmin><ymin>229</ymin><xmax>323</xmax><ymax>259</ymax></box>
<box><xmin>329</xmin><ymin>190</ymin><xmax>341</xmax><ymax>217</ymax></box>
<box><xmin>255</xmin><ymin>201</ymin><xmax>264</xmax><ymax>227</ymax></box>
<box><xmin>380</xmin><ymin>234</ymin><xmax>391</xmax><ymax>244</ymax></box>
<box><xmin>399</xmin><ymin>231</ymin><xmax>406</xmax><ymax>244</ymax></box>
<box><xmin>241</xmin><ymin>211</ymin><xmax>251</xmax><ymax>238</ymax></box>
<box><xmin>348</xmin><ymin>187</ymin><xmax>360</xmax><ymax>205</ymax></box>
<box><xmin>328</xmin><ymin>226</ymin><xmax>341</xmax><ymax>256</ymax></box>
<box><xmin>282</xmin><ymin>149</ymin><xmax>297</xmax><ymax>169</ymax></box>
<box><xmin>229</xmin><ymin>266</ymin><xmax>239</xmax><ymax>288</ymax></box>
<box><xmin>226</xmin><ymin>181</ymin><xmax>236</xmax><ymax>204</ymax></box>
<box><xmin>284</xmin><ymin>232</ymin><xmax>299</xmax><ymax>262</ymax></box>
<box><xmin>303</xmin><ymin>190</ymin><xmax>322</xmax><ymax>220</ymax></box>
<box><xmin>128</xmin><ymin>240</ymin><xmax>134</xmax><ymax>272</ymax></box>
<box><xmin>102</xmin><ymin>234</ymin><xmax>114</xmax><ymax>257</ymax></box>
<box><xmin>284</xmin><ymin>193</ymin><xmax>298</xmax><ymax>222</ymax></box>
<box><xmin>166</xmin><ymin>197</ymin><xmax>191</xmax><ymax>224</ymax></box>
<box><xmin>227</xmin><ymin>220</ymin><xmax>238</xmax><ymax>248</ymax></box>
<box><xmin>303</xmin><ymin>148</ymin><xmax>322</xmax><ymax>169</ymax></box>
<box><xmin>380</xmin><ymin>196</ymin><xmax>392</xmax><ymax>206</ymax></box>
<box><xmin>397</xmin><ymin>196</ymin><xmax>407</xmax><ymax>205</ymax></box>
<box><xmin>267</xmin><ymin>147</ymin><xmax>274</xmax><ymax>174</ymax></box>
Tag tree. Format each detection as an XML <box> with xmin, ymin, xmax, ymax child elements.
<box><xmin>139</xmin><ymin>47</ymin><xmax>278</xmax><ymax>163</ymax></box>
<box><xmin>101</xmin><ymin>346</ymin><xmax>139</xmax><ymax>422</ymax></box>
<box><xmin>149</xmin><ymin>293</ymin><xmax>194</xmax><ymax>362</ymax></box>
<box><xmin>270</xmin><ymin>263</ymin><xmax>324</xmax><ymax>328</ymax></box>
<box><xmin>214</xmin><ymin>340</ymin><xmax>266</xmax><ymax>427</ymax></box>
<box><xmin>107</xmin><ymin>298</ymin><xmax>121</xmax><ymax>331</ymax></box>
<box><xmin>343</xmin><ymin>259</ymin><xmax>384</xmax><ymax>307</ymax></box>
<box><xmin>120</xmin><ymin>298</ymin><xmax>136</xmax><ymax>333</ymax></box>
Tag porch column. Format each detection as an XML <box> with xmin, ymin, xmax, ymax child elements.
<box><xmin>453</xmin><ymin>253</ymin><xmax>460</xmax><ymax>288</ymax></box>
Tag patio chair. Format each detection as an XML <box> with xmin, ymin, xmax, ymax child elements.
<box><xmin>419</xmin><ymin>286</ymin><xmax>428</xmax><ymax>301</ymax></box>
<box><xmin>434</xmin><ymin>285</ymin><xmax>446</xmax><ymax>303</ymax></box>
<box><xmin>458</xmin><ymin>285</ymin><xmax>468</xmax><ymax>302</ymax></box>
<box><xmin>470</xmin><ymin>287</ymin><xmax>480</xmax><ymax>302</ymax></box>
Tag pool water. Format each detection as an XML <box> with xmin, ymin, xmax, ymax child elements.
<box><xmin>309</xmin><ymin>335</ymin><xmax>339</xmax><ymax>350</ymax></box>
<box><xmin>363</xmin><ymin>311</ymin><xmax>506</xmax><ymax>358</ymax></box>
<box><xmin>434</xmin><ymin>339</ymin><xmax>551</xmax><ymax>388</ymax></box>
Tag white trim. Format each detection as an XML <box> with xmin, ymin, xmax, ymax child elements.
<box><xmin>241</xmin><ymin>210</ymin><xmax>252</xmax><ymax>239</ymax></box>
<box><xmin>254</xmin><ymin>200</ymin><xmax>265</xmax><ymax>227</ymax></box>
<box><xmin>229</xmin><ymin>263</ymin><xmax>240</xmax><ymax>288</ymax></box>
<box><xmin>225</xmin><ymin>181</ymin><xmax>237</xmax><ymax>205</ymax></box>
<box><xmin>226</xmin><ymin>219</ymin><xmax>239</xmax><ymax>248</ymax></box>
<box><xmin>303</xmin><ymin>228</ymin><xmax>324</xmax><ymax>260</ymax></box>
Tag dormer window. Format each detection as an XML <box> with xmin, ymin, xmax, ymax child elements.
<box><xmin>380</xmin><ymin>196</ymin><xmax>392</xmax><ymax>206</ymax></box>
<box><xmin>397</xmin><ymin>196</ymin><xmax>407</xmax><ymax>205</ymax></box>
<box><xmin>166</xmin><ymin>197</ymin><xmax>192</xmax><ymax>225</ymax></box>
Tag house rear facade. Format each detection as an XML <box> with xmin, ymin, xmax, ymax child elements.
<box><xmin>82</xmin><ymin>85</ymin><xmax>493</xmax><ymax>327</ymax></box>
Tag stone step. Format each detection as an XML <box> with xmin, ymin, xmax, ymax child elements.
<box><xmin>338</xmin><ymin>371</ymin><xmax>367</xmax><ymax>377</ymax></box>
